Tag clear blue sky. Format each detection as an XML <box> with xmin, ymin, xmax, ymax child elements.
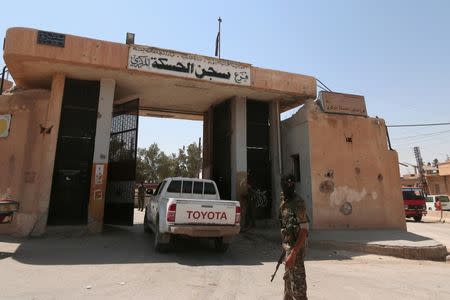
<box><xmin>2</xmin><ymin>0</ymin><xmax>449</xmax><ymax>174</ymax></box>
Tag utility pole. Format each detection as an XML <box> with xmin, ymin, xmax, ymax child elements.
<box><xmin>414</xmin><ymin>146</ymin><xmax>429</xmax><ymax>194</ymax></box>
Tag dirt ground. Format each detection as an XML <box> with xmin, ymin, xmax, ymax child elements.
<box><xmin>0</xmin><ymin>210</ymin><xmax>449</xmax><ymax>300</ymax></box>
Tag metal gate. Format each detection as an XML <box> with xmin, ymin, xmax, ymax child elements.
<box><xmin>212</xmin><ymin>100</ymin><xmax>231</xmax><ymax>200</ymax></box>
<box><xmin>104</xmin><ymin>99</ymin><xmax>139</xmax><ymax>226</ymax></box>
<box><xmin>247</xmin><ymin>100</ymin><xmax>272</xmax><ymax>219</ymax></box>
<box><xmin>48</xmin><ymin>79</ymin><xmax>100</xmax><ymax>225</ymax></box>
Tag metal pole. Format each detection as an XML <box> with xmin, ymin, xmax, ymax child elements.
<box><xmin>218</xmin><ymin>17</ymin><xmax>222</xmax><ymax>59</ymax></box>
<box><xmin>0</xmin><ymin>66</ymin><xmax>7</xmax><ymax>93</ymax></box>
<box><xmin>385</xmin><ymin>125</ymin><xmax>393</xmax><ymax>150</ymax></box>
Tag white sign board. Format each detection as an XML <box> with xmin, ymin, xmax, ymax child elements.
<box><xmin>0</xmin><ymin>114</ymin><xmax>11</xmax><ymax>138</ymax></box>
<box><xmin>128</xmin><ymin>46</ymin><xmax>251</xmax><ymax>86</ymax></box>
<box><xmin>319</xmin><ymin>91</ymin><xmax>367</xmax><ymax>117</ymax></box>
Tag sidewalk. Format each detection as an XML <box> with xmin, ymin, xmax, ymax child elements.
<box><xmin>247</xmin><ymin>225</ymin><xmax>448</xmax><ymax>261</ymax></box>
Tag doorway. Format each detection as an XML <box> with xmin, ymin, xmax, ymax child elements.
<box><xmin>104</xmin><ymin>99</ymin><xmax>139</xmax><ymax>226</ymax></box>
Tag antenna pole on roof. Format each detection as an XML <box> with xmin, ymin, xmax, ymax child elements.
<box><xmin>215</xmin><ymin>17</ymin><xmax>222</xmax><ymax>58</ymax></box>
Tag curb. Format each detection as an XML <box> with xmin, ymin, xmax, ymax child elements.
<box><xmin>310</xmin><ymin>240</ymin><xmax>448</xmax><ymax>261</ymax></box>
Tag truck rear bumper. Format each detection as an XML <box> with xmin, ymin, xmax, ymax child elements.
<box><xmin>169</xmin><ymin>225</ymin><xmax>240</xmax><ymax>237</ymax></box>
<box><xmin>405</xmin><ymin>209</ymin><xmax>427</xmax><ymax>217</ymax></box>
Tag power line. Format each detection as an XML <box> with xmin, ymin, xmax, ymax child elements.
<box><xmin>316</xmin><ymin>78</ymin><xmax>332</xmax><ymax>92</ymax></box>
<box><xmin>392</xmin><ymin>129</ymin><xmax>450</xmax><ymax>141</ymax></box>
<box><xmin>387</xmin><ymin>122</ymin><xmax>450</xmax><ymax>128</ymax></box>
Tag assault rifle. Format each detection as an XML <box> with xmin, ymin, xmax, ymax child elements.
<box><xmin>270</xmin><ymin>249</ymin><xmax>286</xmax><ymax>282</ymax></box>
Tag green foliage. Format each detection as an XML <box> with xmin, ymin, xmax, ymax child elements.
<box><xmin>136</xmin><ymin>141</ymin><xmax>202</xmax><ymax>182</ymax></box>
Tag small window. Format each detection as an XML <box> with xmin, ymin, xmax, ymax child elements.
<box><xmin>426</xmin><ymin>197</ymin><xmax>433</xmax><ymax>203</ymax></box>
<box><xmin>437</xmin><ymin>195</ymin><xmax>449</xmax><ymax>202</ymax></box>
<box><xmin>435</xmin><ymin>184</ymin><xmax>440</xmax><ymax>194</ymax></box>
<box><xmin>182</xmin><ymin>180</ymin><xmax>193</xmax><ymax>193</ymax></box>
<box><xmin>204</xmin><ymin>182</ymin><xmax>216</xmax><ymax>195</ymax></box>
<box><xmin>291</xmin><ymin>154</ymin><xmax>300</xmax><ymax>182</ymax></box>
<box><xmin>156</xmin><ymin>181</ymin><xmax>167</xmax><ymax>195</ymax></box>
<box><xmin>193</xmin><ymin>181</ymin><xmax>203</xmax><ymax>194</ymax></box>
<box><xmin>167</xmin><ymin>180</ymin><xmax>181</xmax><ymax>193</ymax></box>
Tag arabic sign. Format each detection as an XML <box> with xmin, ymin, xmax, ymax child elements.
<box><xmin>319</xmin><ymin>91</ymin><xmax>367</xmax><ymax>117</ymax></box>
<box><xmin>0</xmin><ymin>114</ymin><xmax>12</xmax><ymax>138</ymax></box>
<box><xmin>128</xmin><ymin>46</ymin><xmax>251</xmax><ymax>86</ymax></box>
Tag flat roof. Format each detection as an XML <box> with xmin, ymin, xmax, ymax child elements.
<box><xmin>3</xmin><ymin>27</ymin><xmax>316</xmax><ymax>120</ymax></box>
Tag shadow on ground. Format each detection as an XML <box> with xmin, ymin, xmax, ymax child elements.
<box><xmin>0</xmin><ymin>222</ymin><xmax>367</xmax><ymax>266</ymax></box>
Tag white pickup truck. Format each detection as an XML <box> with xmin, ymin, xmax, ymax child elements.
<box><xmin>144</xmin><ymin>177</ymin><xmax>241</xmax><ymax>252</ymax></box>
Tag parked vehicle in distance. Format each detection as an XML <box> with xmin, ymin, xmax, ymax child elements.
<box><xmin>426</xmin><ymin>195</ymin><xmax>450</xmax><ymax>211</ymax></box>
<box><xmin>144</xmin><ymin>177</ymin><xmax>241</xmax><ymax>252</ymax></box>
<box><xmin>402</xmin><ymin>187</ymin><xmax>427</xmax><ymax>222</ymax></box>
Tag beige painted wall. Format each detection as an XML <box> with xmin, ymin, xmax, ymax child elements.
<box><xmin>0</xmin><ymin>89</ymin><xmax>51</xmax><ymax>235</ymax></box>
<box><xmin>438</xmin><ymin>162</ymin><xmax>450</xmax><ymax>176</ymax></box>
<box><xmin>282</xmin><ymin>102</ymin><xmax>406</xmax><ymax>230</ymax></box>
<box><xmin>427</xmin><ymin>175</ymin><xmax>450</xmax><ymax>195</ymax></box>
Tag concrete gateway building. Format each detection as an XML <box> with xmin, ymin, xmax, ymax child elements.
<box><xmin>0</xmin><ymin>28</ymin><xmax>406</xmax><ymax>236</ymax></box>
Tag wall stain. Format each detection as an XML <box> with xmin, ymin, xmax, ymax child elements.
<box><xmin>319</xmin><ymin>180</ymin><xmax>335</xmax><ymax>193</ymax></box>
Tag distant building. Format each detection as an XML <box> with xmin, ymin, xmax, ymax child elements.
<box><xmin>400</xmin><ymin>161</ymin><xmax>450</xmax><ymax>195</ymax></box>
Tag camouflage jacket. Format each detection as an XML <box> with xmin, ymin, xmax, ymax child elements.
<box><xmin>279</xmin><ymin>194</ymin><xmax>309</xmax><ymax>253</ymax></box>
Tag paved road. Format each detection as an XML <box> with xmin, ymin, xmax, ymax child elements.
<box><xmin>407</xmin><ymin>218</ymin><xmax>450</xmax><ymax>250</ymax></box>
<box><xmin>0</xmin><ymin>210</ymin><xmax>449</xmax><ymax>300</ymax></box>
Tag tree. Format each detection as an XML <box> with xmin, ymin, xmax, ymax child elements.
<box><xmin>432</xmin><ymin>158</ymin><xmax>439</xmax><ymax>168</ymax></box>
<box><xmin>156</xmin><ymin>151</ymin><xmax>176</xmax><ymax>181</ymax></box>
<box><xmin>135</xmin><ymin>140</ymin><xmax>202</xmax><ymax>182</ymax></box>
<box><xmin>186</xmin><ymin>142</ymin><xmax>202</xmax><ymax>178</ymax></box>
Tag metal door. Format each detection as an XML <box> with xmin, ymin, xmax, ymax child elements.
<box><xmin>47</xmin><ymin>79</ymin><xmax>100</xmax><ymax>225</ymax></box>
<box><xmin>212</xmin><ymin>100</ymin><xmax>231</xmax><ymax>200</ymax></box>
<box><xmin>104</xmin><ymin>99</ymin><xmax>139</xmax><ymax>225</ymax></box>
<box><xmin>247</xmin><ymin>100</ymin><xmax>272</xmax><ymax>219</ymax></box>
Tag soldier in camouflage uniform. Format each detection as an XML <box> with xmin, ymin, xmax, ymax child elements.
<box><xmin>279</xmin><ymin>174</ymin><xmax>309</xmax><ymax>300</ymax></box>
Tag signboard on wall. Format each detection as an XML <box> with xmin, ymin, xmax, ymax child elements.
<box><xmin>128</xmin><ymin>46</ymin><xmax>251</xmax><ymax>86</ymax></box>
<box><xmin>319</xmin><ymin>91</ymin><xmax>367</xmax><ymax>117</ymax></box>
<box><xmin>0</xmin><ymin>114</ymin><xmax>11</xmax><ymax>138</ymax></box>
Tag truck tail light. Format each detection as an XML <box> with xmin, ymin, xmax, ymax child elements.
<box><xmin>235</xmin><ymin>205</ymin><xmax>241</xmax><ymax>225</ymax></box>
<box><xmin>167</xmin><ymin>203</ymin><xmax>176</xmax><ymax>222</ymax></box>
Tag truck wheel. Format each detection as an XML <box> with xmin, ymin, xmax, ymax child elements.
<box><xmin>144</xmin><ymin>209</ymin><xmax>151</xmax><ymax>233</ymax></box>
<box><xmin>214</xmin><ymin>237</ymin><xmax>230</xmax><ymax>253</ymax></box>
<box><xmin>413</xmin><ymin>215</ymin><xmax>422</xmax><ymax>222</ymax></box>
<box><xmin>154</xmin><ymin>219</ymin><xmax>170</xmax><ymax>253</ymax></box>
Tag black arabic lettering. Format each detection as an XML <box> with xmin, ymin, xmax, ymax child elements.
<box><xmin>151</xmin><ymin>58</ymin><xmax>192</xmax><ymax>73</ymax></box>
<box><xmin>130</xmin><ymin>55</ymin><xmax>151</xmax><ymax>68</ymax></box>
<box><xmin>234</xmin><ymin>71</ymin><xmax>249</xmax><ymax>83</ymax></box>
<box><xmin>195</xmin><ymin>67</ymin><xmax>231</xmax><ymax>79</ymax></box>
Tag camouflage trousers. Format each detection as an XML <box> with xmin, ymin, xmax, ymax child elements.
<box><xmin>283</xmin><ymin>259</ymin><xmax>307</xmax><ymax>300</ymax></box>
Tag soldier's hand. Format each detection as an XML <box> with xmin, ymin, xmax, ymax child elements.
<box><xmin>285</xmin><ymin>250</ymin><xmax>297</xmax><ymax>269</ymax></box>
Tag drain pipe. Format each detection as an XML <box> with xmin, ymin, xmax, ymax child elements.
<box><xmin>0</xmin><ymin>66</ymin><xmax>7</xmax><ymax>93</ymax></box>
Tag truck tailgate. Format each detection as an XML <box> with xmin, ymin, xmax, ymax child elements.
<box><xmin>173</xmin><ymin>198</ymin><xmax>237</xmax><ymax>225</ymax></box>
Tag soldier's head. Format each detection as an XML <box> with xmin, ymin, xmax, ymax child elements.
<box><xmin>281</xmin><ymin>174</ymin><xmax>296</xmax><ymax>198</ymax></box>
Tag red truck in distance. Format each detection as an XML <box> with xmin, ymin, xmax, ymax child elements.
<box><xmin>402</xmin><ymin>187</ymin><xmax>427</xmax><ymax>222</ymax></box>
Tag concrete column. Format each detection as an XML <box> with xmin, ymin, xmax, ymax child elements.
<box><xmin>88</xmin><ymin>79</ymin><xmax>115</xmax><ymax>233</ymax></box>
<box><xmin>32</xmin><ymin>73</ymin><xmax>65</xmax><ymax>236</ymax></box>
<box><xmin>202</xmin><ymin>107</ymin><xmax>213</xmax><ymax>179</ymax></box>
<box><xmin>269</xmin><ymin>100</ymin><xmax>282</xmax><ymax>219</ymax></box>
<box><xmin>230</xmin><ymin>96</ymin><xmax>247</xmax><ymax>202</ymax></box>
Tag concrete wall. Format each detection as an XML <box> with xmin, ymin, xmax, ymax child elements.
<box><xmin>0</xmin><ymin>89</ymin><xmax>52</xmax><ymax>236</ymax></box>
<box><xmin>269</xmin><ymin>100</ymin><xmax>282</xmax><ymax>219</ymax></box>
<box><xmin>87</xmin><ymin>79</ymin><xmax>115</xmax><ymax>233</ymax></box>
<box><xmin>230</xmin><ymin>96</ymin><xmax>247</xmax><ymax>202</ymax></box>
<box><xmin>281</xmin><ymin>101</ymin><xmax>313</xmax><ymax>221</ymax></box>
<box><xmin>439</xmin><ymin>162</ymin><xmax>450</xmax><ymax>176</ymax></box>
<box><xmin>427</xmin><ymin>175</ymin><xmax>450</xmax><ymax>195</ymax></box>
<box><xmin>282</xmin><ymin>101</ymin><xmax>406</xmax><ymax>230</ymax></box>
